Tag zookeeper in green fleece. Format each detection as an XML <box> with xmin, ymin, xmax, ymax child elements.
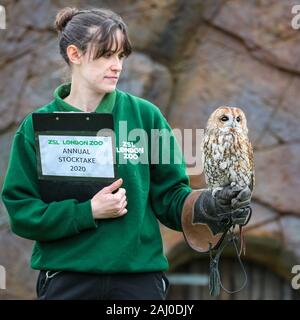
<box><xmin>1</xmin><ymin>7</ymin><xmax>251</xmax><ymax>300</ymax></box>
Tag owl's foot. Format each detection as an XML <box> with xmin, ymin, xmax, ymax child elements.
<box><xmin>212</xmin><ymin>187</ymin><xmax>223</xmax><ymax>198</ymax></box>
<box><xmin>230</xmin><ymin>182</ymin><xmax>244</xmax><ymax>193</ymax></box>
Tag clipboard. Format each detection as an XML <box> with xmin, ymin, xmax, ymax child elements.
<box><xmin>32</xmin><ymin>112</ymin><xmax>118</xmax><ymax>203</ymax></box>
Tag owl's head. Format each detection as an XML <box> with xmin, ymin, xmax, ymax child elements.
<box><xmin>206</xmin><ymin>106</ymin><xmax>248</xmax><ymax>135</ymax></box>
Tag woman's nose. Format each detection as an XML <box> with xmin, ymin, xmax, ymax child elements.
<box><xmin>111</xmin><ymin>58</ymin><xmax>122</xmax><ymax>72</ymax></box>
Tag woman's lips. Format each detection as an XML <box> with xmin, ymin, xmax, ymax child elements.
<box><xmin>104</xmin><ymin>76</ymin><xmax>118</xmax><ymax>80</ymax></box>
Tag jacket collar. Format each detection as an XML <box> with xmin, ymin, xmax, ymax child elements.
<box><xmin>53</xmin><ymin>83</ymin><xmax>116</xmax><ymax>113</ymax></box>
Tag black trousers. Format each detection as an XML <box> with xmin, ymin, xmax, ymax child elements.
<box><xmin>36</xmin><ymin>270</ymin><xmax>170</xmax><ymax>300</ymax></box>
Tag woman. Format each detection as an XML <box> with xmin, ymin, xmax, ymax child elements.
<box><xmin>1</xmin><ymin>7</ymin><xmax>250</xmax><ymax>300</ymax></box>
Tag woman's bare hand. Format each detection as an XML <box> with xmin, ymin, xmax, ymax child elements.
<box><xmin>91</xmin><ymin>178</ymin><xmax>127</xmax><ymax>219</ymax></box>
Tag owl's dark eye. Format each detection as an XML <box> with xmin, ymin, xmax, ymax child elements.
<box><xmin>236</xmin><ymin>116</ymin><xmax>241</xmax><ymax>122</ymax></box>
<box><xmin>220</xmin><ymin>115</ymin><xmax>229</xmax><ymax>122</ymax></box>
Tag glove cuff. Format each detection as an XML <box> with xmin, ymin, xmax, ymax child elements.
<box><xmin>181</xmin><ymin>190</ymin><xmax>223</xmax><ymax>253</ymax></box>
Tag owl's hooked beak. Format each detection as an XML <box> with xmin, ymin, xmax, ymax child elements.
<box><xmin>229</xmin><ymin>121</ymin><xmax>237</xmax><ymax>133</ymax></box>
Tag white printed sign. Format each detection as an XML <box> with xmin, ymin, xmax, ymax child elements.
<box><xmin>38</xmin><ymin>135</ymin><xmax>115</xmax><ymax>178</ymax></box>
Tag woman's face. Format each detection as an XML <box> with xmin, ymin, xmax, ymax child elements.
<box><xmin>77</xmin><ymin>29</ymin><xmax>126</xmax><ymax>95</ymax></box>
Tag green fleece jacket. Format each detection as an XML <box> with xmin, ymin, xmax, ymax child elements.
<box><xmin>1</xmin><ymin>83</ymin><xmax>192</xmax><ymax>273</ymax></box>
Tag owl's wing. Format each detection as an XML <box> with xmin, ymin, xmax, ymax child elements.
<box><xmin>247</xmin><ymin>140</ymin><xmax>255</xmax><ymax>191</ymax></box>
<box><xmin>202</xmin><ymin>131</ymin><xmax>209</xmax><ymax>186</ymax></box>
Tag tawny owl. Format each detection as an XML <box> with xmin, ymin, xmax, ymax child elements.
<box><xmin>203</xmin><ymin>106</ymin><xmax>254</xmax><ymax>194</ymax></box>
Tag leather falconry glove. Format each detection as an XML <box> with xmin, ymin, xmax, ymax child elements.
<box><xmin>181</xmin><ymin>185</ymin><xmax>252</xmax><ymax>253</ymax></box>
<box><xmin>193</xmin><ymin>185</ymin><xmax>252</xmax><ymax>235</ymax></box>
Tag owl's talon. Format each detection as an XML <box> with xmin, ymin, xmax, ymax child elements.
<box><xmin>231</xmin><ymin>185</ymin><xmax>243</xmax><ymax>193</ymax></box>
<box><xmin>212</xmin><ymin>187</ymin><xmax>223</xmax><ymax>198</ymax></box>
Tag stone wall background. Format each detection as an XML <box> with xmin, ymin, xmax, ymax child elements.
<box><xmin>0</xmin><ymin>0</ymin><xmax>300</xmax><ymax>299</ymax></box>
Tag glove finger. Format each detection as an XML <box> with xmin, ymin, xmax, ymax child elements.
<box><xmin>218</xmin><ymin>198</ymin><xmax>231</xmax><ymax>206</ymax></box>
<box><xmin>231</xmin><ymin>209</ymin><xmax>245</xmax><ymax>221</ymax></box>
<box><xmin>232</xmin><ymin>207</ymin><xmax>252</xmax><ymax>225</ymax></box>
<box><xmin>217</xmin><ymin>204</ymin><xmax>233</xmax><ymax>214</ymax></box>
<box><xmin>218</xmin><ymin>195</ymin><xmax>239</xmax><ymax>208</ymax></box>
<box><xmin>235</xmin><ymin>186</ymin><xmax>252</xmax><ymax>201</ymax></box>
<box><xmin>231</xmin><ymin>198</ymin><xmax>251</xmax><ymax>210</ymax></box>
<box><xmin>231</xmin><ymin>206</ymin><xmax>250</xmax><ymax>217</ymax></box>
<box><xmin>218</xmin><ymin>186</ymin><xmax>242</xmax><ymax>200</ymax></box>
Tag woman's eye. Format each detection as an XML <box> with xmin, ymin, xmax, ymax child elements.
<box><xmin>119</xmin><ymin>53</ymin><xmax>125</xmax><ymax>59</ymax></box>
<box><xmin>103</xmin><ymin>52</ymin><xmax>113</xmax><ymax>58</ymax></box>
<box><xmin>236</xmin><ymin>116</ymin><xmax>241</xmax><ymax>122</ymax></box>
<box><xmin>221</xmin><ymin>115</ymin><xmax>229</xmax><ymax>122</ymax></box>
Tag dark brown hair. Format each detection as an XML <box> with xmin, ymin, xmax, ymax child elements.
<box><xmin>55</xmin><ymin>7</ymin><xmax>132</xmax><ymax>65</ymax></box>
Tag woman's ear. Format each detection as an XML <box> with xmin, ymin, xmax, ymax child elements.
<box><xmin>66</xmin><ymin>45</ymin><xmax>82</xmax><ymax>65</ymax></box>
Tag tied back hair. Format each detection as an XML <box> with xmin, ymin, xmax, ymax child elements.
<box><xmin>54</xmin><ymin>7</ymin><xmax>132</xmax><ymax>65</ymax></box>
